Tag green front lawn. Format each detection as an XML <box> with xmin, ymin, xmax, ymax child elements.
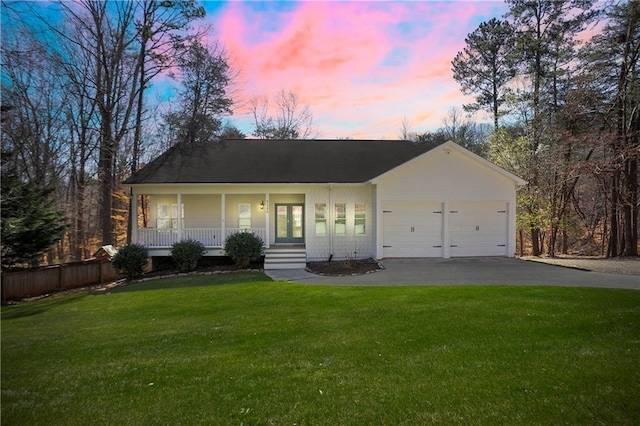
<box><xmin>2</xmin><ymin>273</ymin><xmax>639</xmax><ymax>425</ymax></box>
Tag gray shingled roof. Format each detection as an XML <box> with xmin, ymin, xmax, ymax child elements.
<box><xmin>124</xmin><ymin>139</ymin><xmax>438</xmax><ymax>184</ymax></box>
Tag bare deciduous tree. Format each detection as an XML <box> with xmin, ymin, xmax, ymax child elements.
<box><xmin>162</xmin><ymin>39</ymin><xmax>233</xmax><ymax>146</ymax></box>
<box><xmin>1</xmin><ymin>0</ymin><xmax>207</xmax><ymax>263</ymax></box>
<box><xmin>251</xmin><ymin>89</ymin><xmax>316</xmax><ymax>139</ymax></box>
<box><xmin>398</xmin><ymin>116</ymin><xmax>415</xmax><ymax>141</ymax></box>
<box><xmin>441</xmin><ymin>107</ymin><xmax>491</xmax><ymax>155</ymax></box>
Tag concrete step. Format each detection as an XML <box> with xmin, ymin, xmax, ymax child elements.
<box><xmin>264</xmin><ymin>248</ymin><xmax>307</xmax><ymax>270</ymax></box>
<box><xmin>264</xmin><ymin>248</ymin><xmax>306</xmax><ymax>253</ymax></box>
<box><xmin>264</xmin><ymin>262</ymin><xmax>307</xmax><ymax>270</ymax></box>
<box><xmin>264</xmin><ymin>256</ymin><xmax>306</xmax><ymax>262</ymax></box>
<box><xmin>265</xmin><ymin>252</ymin><xmax>306</xmax><ymax>259</ymax></box>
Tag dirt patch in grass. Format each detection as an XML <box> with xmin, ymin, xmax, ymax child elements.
<box><xmin>306</xmin><ymin>258</ymin><xmax>383</xmax><ymax>276</ymax></box>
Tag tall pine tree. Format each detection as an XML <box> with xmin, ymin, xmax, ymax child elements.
<box><xmin>452</xmin><ymin>18</ymin><xmax>516</xmax><ymax>130</ymax></box>
<box><xmin>580</xmin><ymin>1</ymin><xmax>639</xmax><ymax>256</ymax></box>
<box><xmin>506</xmin><ymin>0</ymin><xmax>597</xmax><ymax>255</ymax></box>
<box><xmin>1</xmin><ymin>153</ymin><xmax>67</xmax><ymax>269</ymax></box>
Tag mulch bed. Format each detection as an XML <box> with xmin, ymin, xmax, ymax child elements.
<box><xmin>306</xmin><ymin>258</ymin><xmax>383</xmax><ymax>276</ymax></box>
<box><xmin>142</xmin><ymin>264</ymin><xmax>244</xmax><ymax>279</ymax></box>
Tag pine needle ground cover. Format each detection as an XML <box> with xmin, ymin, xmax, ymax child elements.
<box><xmin>2</xmin><ymin>273</ymin><xmax>639</xmax><ymax>425</ymax></box>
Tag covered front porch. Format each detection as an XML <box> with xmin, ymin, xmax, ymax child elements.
<box><xmin>131</xmin><ymin>192</ymin><xmax>305</xmax><ymax>255</ymax></box>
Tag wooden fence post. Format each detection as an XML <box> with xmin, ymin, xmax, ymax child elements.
<box><xmin>58</xmin><ymin>264</ymin><xmax>63</xmax><ymax>290</ymax></box>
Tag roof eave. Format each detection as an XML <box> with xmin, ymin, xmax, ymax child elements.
<box><xmin>124</xmin><ymin>181</ymin><xmax>372</xmax><ymax>186</ymax></box>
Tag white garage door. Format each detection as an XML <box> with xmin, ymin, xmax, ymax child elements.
<box><xmin>449</xmin><ymin>201</ymin><xmax>508</xmax><ymax>257</ymax></box>
<box><xmin>383</xmin><ymin>202</ymin><xmax>443</xmax><ymax>257</ymax></box>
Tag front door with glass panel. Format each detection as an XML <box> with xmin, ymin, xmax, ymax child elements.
<box><xmin>275</xmin><ymin>204</ymin><xmax>304</xmax><ymax>243</ymax></box>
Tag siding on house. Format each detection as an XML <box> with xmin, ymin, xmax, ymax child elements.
<box><xmin>128</xmin><ymin>141</ymin><xmax>526</xmax><ymax>262</ymax></box>
<box><xmin>183</xmin><ymin>194</ymin><xmax>220</xmax><ymax>228</ymax></box>
<box><xmin>133</xmin><ymin>183</ymin><xmax>377</xmax><ymax>260</ymax></box>
<box><xmin>373</xmin><ymin>145</ymin><xmax>520</xmax><ymax>258</ymax></box>
<box><xmin>305</xmin><ymin>185</ymin><xmax>374</xmax><ymax>261</ymax></box>
<box><xmin>374</xmin><ymin>147</ymin><xmax>517</xmax><ymax>201</ymax></box>
<box><xmin>224</xmin><ymin>194</ymin><xmax>268</xmax><ymax>230</ymax></box>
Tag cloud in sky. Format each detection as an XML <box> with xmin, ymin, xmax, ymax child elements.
<box><xmin>209</xmin><ymin>1</ymin><xmax>509</xmax><ymax>139</ymax></box>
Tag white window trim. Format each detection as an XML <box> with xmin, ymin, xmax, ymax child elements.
<box><xmin>334</xmin><ymin>202</ymin><xmax>347</xmax><ymax>236</ymax></box>
<box><xmin>315</xmin><ymin>203</ymin><xmax>327</xmax><ymax>236</ymax></box>
<box><xmin>355</xmin><ymin>203</ymin><xmax>366</xmax><ymax>236</ymax></box>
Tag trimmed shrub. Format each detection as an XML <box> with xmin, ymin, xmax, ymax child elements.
<box><xmin>171</xmin><ymin>239</ymin><xmax>206</xmax><ymax>272</ymax></box>
<box><xmin>224</xmin><ymin>232</ymin><xmax>264</xmax><ymax>268</ymax></box>
<box><xmin>111</xmin><ymin>244</ymin><xmax>148</xmax><ymax>280</ymax></box>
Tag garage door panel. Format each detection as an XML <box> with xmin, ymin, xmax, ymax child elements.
<box><xmin>382</xmin><ymin>201</ymin><xmax>509</xmax><ymax>258</ymax></box>
<box><xmin>450</xmin><ymin>202</ymin><xmax>507</xmax><ymax>257</ymax></box>
<box><xmin>383</xmin><ymin>202</ymin><xmax>442</xmax><ymax>257</ymax></box>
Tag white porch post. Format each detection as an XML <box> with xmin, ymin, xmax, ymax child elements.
<box><xmin>131</xmin><ymin>190</ymin><xmax>138</xmax><ymax>244</ymax></box>
<box><xmin>221</xmin><ymin>193</ymin><xmax>226</xmax><ymax>246</ymax></box>
<box><xmin>265</xmin><ymin>193</ymin><xmax>270</xmax><ymax>248</ymax></box>
<box><xmin>177</xmin><ymin>193</ymin><xmax>183</xmax><ymax>241</ymax></box>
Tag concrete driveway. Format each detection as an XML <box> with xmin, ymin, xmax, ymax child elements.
<box><xmin>265</xmin><ymin>257</ymin><xmax>640</xmax><ymax>290</ymax></box>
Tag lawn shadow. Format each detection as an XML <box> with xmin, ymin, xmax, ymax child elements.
<box><xmin>109</xmin><ymin>271</ymin><xmax>272</xmax><ymax>294</ymax></box>
<box><xmin>1</xmin><ymin>293</ymin><xmax>86</xmax><ymax>320</ymax></box>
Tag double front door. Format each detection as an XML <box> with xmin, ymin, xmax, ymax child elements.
<box><xmin>275</xmin><ymin>204</ymin><xmax>304</xmax><ymax>243</ymax></box>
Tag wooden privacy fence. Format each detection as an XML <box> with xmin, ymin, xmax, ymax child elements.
<box><xmin>2</xmin><ymin>259</ymin><xmax>123</xmax><ymax>301</ymax></box>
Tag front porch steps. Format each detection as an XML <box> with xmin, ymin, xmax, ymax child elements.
<box><xmin>264</xmin><ymin>247</ymin><xmax>307</xmax><ymax>270</ymax></box>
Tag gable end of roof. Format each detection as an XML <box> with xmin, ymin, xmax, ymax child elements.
<box><xmin>370</xmin><ymin>140</ymin><xmax>526</xmax><ymax>185</ymax></box>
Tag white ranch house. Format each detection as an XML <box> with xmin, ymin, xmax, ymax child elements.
<box><xmin>124</xmin><ymin>140</ymin><xmax>526</xmax><ymax>269</ymax></box>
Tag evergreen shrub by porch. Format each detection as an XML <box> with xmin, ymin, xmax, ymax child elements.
<box><xmin>111</xmin><ymin>244</ymin><xmax>148</xmax><ymax>280</ymax></box>
<box><xmin>171</xmin><ymin>239</ymin><xmax>206</xmax><ymax>272</ymax></box>
<box><xmin>224</xmin><ymin>232</ymin><xmax>263</xmax><ymax>268</ymax></box>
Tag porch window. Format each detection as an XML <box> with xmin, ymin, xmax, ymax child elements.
<box><xmin>315</xmin><ymin>203</ymin><xmax>327</xmax><ymax>235</ymax></box>
<box><xmin>238</xmin><ymin>203</ymin><xmax>251</xmax><ymax>229</ymax></box>
<box><xmin>157</xmin><ymin>203</ymin><xmax>183</xmax><ymax>229</ymax></box>
<box><xmin>334</xmin><ymin>203</ymin><xmax>346</xmax><ymax>235</ymax></box>
<box><xmin>171</xmin><ymin>204</ymin><xmax>184</xmax><ymax>228</ymax></box>
<box><xmin>355</xmin><ymin>203</ymin><xmax>366</xmax><ymax>235</ymax></box>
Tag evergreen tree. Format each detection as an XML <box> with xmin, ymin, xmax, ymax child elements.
<box><xmin>506</xmin><ymin>0</ymin><xmax>597</xmax><ymax>151</ymax></box>
<box><xmin>452</xmin><ymin>18</ymin><xmax>516</xmax><ymax>130</ymax></box>
<box><xmin>579</xmin><ymin>0</ymin><xmax>640</xmax><ymax>256</ymax></box>
<box><xmin>505</xmin><ymin>0</ymin><xmax>597</xmax><ymax>255</ymax></box>
<box><xmin>1</xmin><ymin>160</ymin><xmax>68</xmax><ymax>269</ymax></box>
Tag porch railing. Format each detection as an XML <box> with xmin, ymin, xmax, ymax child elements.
<box><xmin>138</xmin><ymin>228</ymin><xmax>178</xmax><ymax>247</ymax></box>
<box><xmin>183</xmin><ymin>228</ymin><xmax>222</xmax><ymax>247</ymax></box>
<box><xmin>137</xmin><ymin>227</ymin><xmax>266</xmax><ymax>248</ymax></box>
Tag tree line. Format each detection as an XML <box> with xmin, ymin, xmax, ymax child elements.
<box><xmin>2</xmin><ymin>0</ymin><xmax>218</xmax><ymax>268</ymax></box>
<box><xmin>444</xmin><ymin>0</ymin><xmax>637</xmax><ymax>257</ymax></box>
<box><xmin>1</xmin><ymin>0</ymin><xmax>637</xmax><ymax>269</ymax></box>
<box><xmin>0</xmin><ymin>1</ymin><xmax>318</xmax><ymax>269</ymax></box>
<box><xmin>404</xmin><ymin>0</ymin><xmax>638</xmax><ymax>257</ymax></box>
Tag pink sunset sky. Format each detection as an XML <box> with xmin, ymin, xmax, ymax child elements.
<box><xmin>202</xmin><ymin>1</ymin><xmax>510</xmax><ymax>139</ymax></box>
